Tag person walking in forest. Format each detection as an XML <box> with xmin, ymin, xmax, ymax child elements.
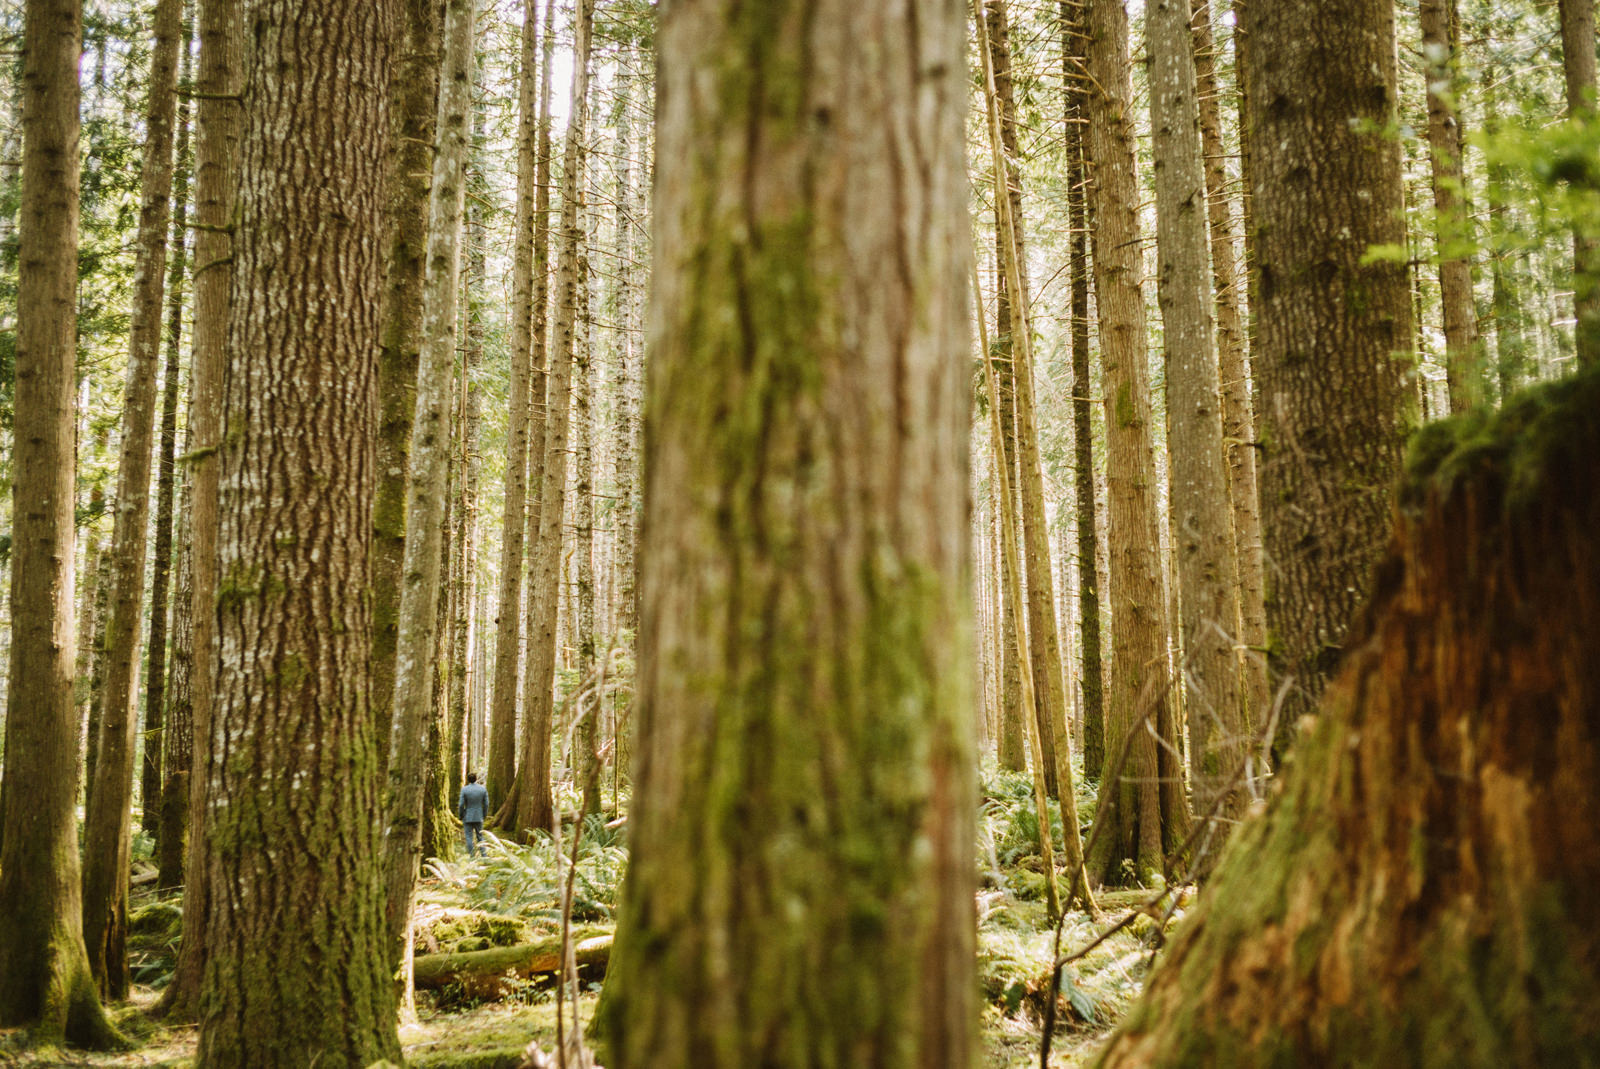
<box><xmin>458</xmin><ymin>773</ymin><xmax>488</xmax><ymax>858</ymax></box>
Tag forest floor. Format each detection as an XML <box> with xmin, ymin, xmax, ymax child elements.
<box><xmin>0</xmin><ymin>770</ymin><xmax>1170</xmax><ymax>1068</ymax></box>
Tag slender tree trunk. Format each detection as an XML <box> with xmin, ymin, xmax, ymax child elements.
<box><xmin>373</xmin><ymin>0</ymin><xmax>444</xmax><ymax>754</ymax></box>
<box><xmin>0</xmin><ymin>0</ymin><xmax>120</xmax><ymax>1044</ymax></box>
<box><xmin>575</xmin><ymin>238</ymin><xmax>601</xmax><ymax>821</ymax></box>
<box><xmin>1242</xmin><ymin>0</ymin><xmax>1413</xmax><ymax>762</ymax></box>
<box><xmin>1083</xmin><ymin>0</ymin><xmax>1189</xmax><ymax>884</ymax></box>
<box><xmin>612</xmin><ymin>62</ymin><xmax>640</xmax><ymax>641</ymax></box>
<box><xmin>985</xmin><ymin>0</ymin><xmax>1076</xmax><ymax>808</ymax></box>
<box><xmin>84</xmin><ymin>537</ymin><xmax>111</xmax><ymax>808</ymax></box>
<box><xmin>154</xmin><ymin>0</ymin><xmax>240</xmax><ymax>1020</ymax></box>
<box><xmin>486</xmin><ymin>0</ymin><xmax>545</xmax><ymax>811</ymax></box>
<box><xmin>508</xmin><ymin>0</ymin><xmax>595</xmax><ymax>842</ymax></box>
<box><xmin>450</xmin><ymin>90</ymin><xmax>486</xmax><ymax>800</ymax></box>
<box><xmin>142</xmin><ymin>17</ymin><xmax>194</xmax><ymax>843</ymax></box>
<box><xmin>1098</xmin><ymin>369</ymin><xmax>1600</xmax><ymax>1069</ymax></box>
<box><xmin>1559</xmin><ymin>0</ymin><xmax>1600</xmax><ymax>366</ymax></box>
<box><xmin>1149</xmin><ymin>0</ymin><xmax>1247</xmax><ymax>814</ymax></box>
<box><xmin>977</xmin><ymin>0</ymin><xmax>1090</xmax><ymax>897</ymax></box>
<box><xmin>1192</xmin><ymin>0</ymin><xmax>1269</xmax><ymax>735</ymax></box>
<box><xmin>1422</xmin><ymin>0</ymin><xmax>1481</xmax><ymax>412</ymax></box>
<box><xmin>383</xmin><ymin>0</ymin><xmax>474</xmax><ymax>967</ymax></box>
<box><xmin>158</xmin><ymin>501</ymin><xmax>193</xmax><ymax>891</ymax></box>
<box><xmin>995</xmin><ymin>468</ymin><xmax>1027</xmax><ymax>770</ymax></box>
<box><xmin>983</xmin><ymin>0</ymin><xmax>1060</xmax><ymax>801</ymax></box>
<box><xmin>81</xmin><ymin>0</ymin><xmax>184</xmax><ymax>998</ymax></box>
<box><xmin>600</xmin><ymin>3</ymin><xmax>975</xmax><ymax>1062</ymax></box>
<box><xmin>1063</xmin><ymin>0</ymin><xmax>1104</xmax><ymax>781</ymax></box>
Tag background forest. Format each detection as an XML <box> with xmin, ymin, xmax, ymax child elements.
<box><xmin>0</xmin><ymin>0</ymin><xmax>1596</xmax><ymax>1066</ymax></box>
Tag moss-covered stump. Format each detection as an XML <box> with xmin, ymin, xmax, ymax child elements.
<box><xmin>414</xmin><ymin>933</ymin><xmax>612</xmax><ymax>1001</ymax></box>
<box><xmin>1097</xmin><ymin>370</ymin><xmax>1600</xmax><ymax>1067</ymax></box>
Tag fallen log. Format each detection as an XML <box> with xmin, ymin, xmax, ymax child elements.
<box><xmin>413</xmin><ymin>933</ymin><xmax>613</xmax><ymax>1001</ymax></box>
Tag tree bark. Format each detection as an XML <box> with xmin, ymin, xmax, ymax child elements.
<box><xmin>506</xmin><ymin>0</ymin><xmax>595</xmax><ymax>843</ymax></box>
<box><xmin>1422</xmin><ymin>0</ymin><xmax>1482</xmax><ymax>412</ymax></box>
<box><xmin>976</xmin><ymin>0</ymin><xmax>1091</xmax><ymax>906</ymax></box>
<box><xmin>82</xmin><ymin>0</ymin><xmax>185</xmax><ymax>998</ymax></box>
<box><xmin>1149</xmin><ymin>0</ymin><xmax>1248</xmax><ymax>815</ymax></box>
<box><xmin>195</xmin><ymin>0</ymin><xmax>401</xmax><ymax>1063</ymax></box>
<box><xmin>486</xmin><ymin>0</ymin><xmax>547</xmax><ymax>812</ymax></box>
<box><xmin>373</xmin><ymin>0</ymin><xmax>444</xmax><ymax>753</ymax></box>
<box><xmin>1098</xmin><ymin>368</ymin><xmax>1600</xmax><ymax>1069</ymax></box>
<box><xmin>382</xmin><ymin>0</ymin><xmax>474</xmax><ymax>970</ymax></box>
<box><xmin>1083</xmin><ymin>0</ymin><xmax>1189</xmax><ymax>884</ymax></box>
<box><xmin>1191</xmin><ymin>0</ymin><xmax>1270</xmax><ymax>737</ymax></box>
<box><xmin>0</xmin><ymin>0</ymin><xmax>120</xmax><ymax>1045</ymax></box>
<box><xmin>575</xmin><ymin>236</ymin><xmax>601</xmax><ymax>821</ymax></box>
<box><xmin>154</xmin><ymin>0</ymin><xmax>241</xmax><ymax>1020</ymax></box>
<box><xmin>142</xmin><ymin>16</ymin><xmax>195</xmax><ymax>842</ymax></box>
<box><xmin>983</xmin><ymin>0</ymin><xmax>1064</xmax><ymax>803</ymax></box>
<box><xmin>1559</xmin><ymin>0</ymin><xmax>1600</xmax><ymax>367</ymax></box>
<box><xmin>1063</xmin><ymin>0</ymin><xmax>1105</xmax><ymax>782</ymax></box>
<box><xmin>599</xmin><ymin>1</ymin><xmax>975</xmax><ymax>1064</ymax></box>
<box><xmin>1242</xmin><ymin>0</ymin><xmax>1413</xmax><ymax>763</ymax></box>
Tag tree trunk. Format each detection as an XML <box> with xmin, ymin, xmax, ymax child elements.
<box><xmin>82</xmin><ymin>0</ymin><xmax>185</xmax><ymax>998</ymax></box>
<box><xmin>382</xmin><ymin>0</ymin><xmax>474</xmax><ymax>969</ymax></box>
<box><xmin>414</xmin><ymin>935</ymin><xmax>612</xmax><ymax>999</ymax></box>
<box><xmin>598</xmin><ymin>2</ymin><xmax>975</xmax><ymax>1064</ymax></box>
<box><xmin>158</xmin><ymin>500</ymin><xmax>193</xmax><ymax>891</ymax></box>
<box><xmin>1559</xmin><ymin>0</ymin><xmax>1600</xmax><ymax>367</ymax></box>
<box><xmin>977</xmin><ymin>0</ymin><xmax>1090</xmax><ymax>905</ymax></box>
<box><xmin>1191</xmin><ymin>0</ymin><xmax>1270</xmax><ymax>738</ymax></box>
<box><xmin>1242</xmin><ymin>0</ymin><xmax>1413</xmax><ymax>763</ymax></box>
<box><xmin>995</xmin><ymin>477</ymin><xmax>1027</xmax><ymax>771</ymax></box>
<box><xmin>1149</xmin><ymin>0</ymin><xmax>1248</xmax><ymax>815</ymax></box>
<box><xmin>372</xmin><ymin>0</ymin><xmax>444</xmax><ymax>753</ymax></box>
<box><xmin>1098</xmin><ymin>368</ymin><xmax>1600</xmax><ymax>1069</ymax></box>
<box><xmin>0</xmin><ymin>0</ymin><xmax>120</xmax><ymax>1044</ymax></box>
<box><xmin>195</xmin><ymin>0</ymin><xmax>400</xmax><ymax>1062</ymax></box>
<box><xmin>451</xmin><ymin>89</ymin><xmax>487</xmax><ymax>801</ymax></box>
<box><xmin>506</xmin><ymin>0</ymin><xmax>595</xmax><ymax>843</ymax></box>
<box><xmin>1422</xmin><ymin>0</ymin><xmax>1482</xmax><ymax>412</ymax></box>
<box><xmin>485</xmin><ymin>0</ymin><xmax>546</xmax><ymax>813</ymax></box>
<box><xmin>575</xmin><ymin>235</ymin><xmax>601</xmax><ymax>821</ymax></box>
<box><xmin>154</xmin><ymin>0</ymin><xmax>241</xmax><ymax>1021</ymax></box>
<box><xmin>142</xmin><ymin>17</ymin><xmax>194</xmax><ymax>842</ymax></box>
<box><xmin>1082</xmin><ymin>0</ymin><xmax>1189</xmax><ymax>884</ymax></box>
<box><xmin>611</xmin><ymin>62</ymin><xmax>641</xmax><ymax>642</ymax></box>
<box><xmin>1063</xmin><ymin>0</ymin><xmax>1105</xmax><ymax>782</ymax></box>
<box><xmin>984</xmin><ymin>0</ymin><xmax>1064</xmax><ymax>803</ymax></box>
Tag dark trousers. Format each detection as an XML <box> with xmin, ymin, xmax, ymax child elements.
<box><xmin>464</xmin><ymin>820</ymin><xmax>484</xmax><ymax>858</ymax></box>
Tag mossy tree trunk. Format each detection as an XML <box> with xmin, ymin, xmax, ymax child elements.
<box><xmin>1098</xmin><ymin>368</ymin><xmax>1600</xmax><ymax>1068</ymax></box>
<box><xmin>82</xmin><ymin>0</ymin><xmax>185</xmax><ymax>998</ymax></box>
<box><xmin>1082</xmin><ymin>0</ymin><xmax>1190</xmax><ymax>884</ymax></box>
<box><xmin>154</xmin><ymin>0</ymin><xmax>240</xmax><ymax>1020</ymax></box>
<box><xmin>0</xmin><ymin>0</ymin><xmax>120</xmax><ymax>1045</ymax></box>
<box><xmin>382</xmin><ymin>0</ymin><xmax>474</xmax><ymax>970</ymax></box>
<box><xmin>1242</xmin><ymin>0</ymin><xmax>1412</xmax><ymax>763</ymax></box>
<box><xmin>599</xmin><ymin>1</ymin><xmax>976</xmax><ymax>1064</ymax></box>
<box><xmin>195</xmin><ymin>0</ymin><xmax>401</xmax><ymax>1063</ymax></box>
<box><xmin>1149</xmin><ymin>0</ymin><xmax>1248</xmax><ymax>816</ymax></box>
<box><xmin>372</xmin><ymin>0</ymin><xmax>443</xmax><ymax>758</ymax></box>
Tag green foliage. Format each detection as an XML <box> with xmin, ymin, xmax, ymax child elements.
<box><xmin>425</xmin><ymin>818</ymin><xmax>627</xmax><ymax>926</ymax></box>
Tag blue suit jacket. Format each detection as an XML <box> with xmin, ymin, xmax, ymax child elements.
<box><xmin>458</xmin><ymin>782</ymin><xmax>489</xmax><ymax>824</ymax></box>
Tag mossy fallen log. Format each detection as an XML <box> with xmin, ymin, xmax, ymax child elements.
<box><xmin>413</xmin><ymin>934</ymin><xmax>613</xmax><ymax>1000</ymax></box>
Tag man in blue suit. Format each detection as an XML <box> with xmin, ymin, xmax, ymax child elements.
<box><xmin>458</xmin><ymin>772</ymin><xmax>489</xmax><ymax>858</ymax></box>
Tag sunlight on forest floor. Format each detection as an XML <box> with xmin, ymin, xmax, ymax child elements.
<box><xmin>0</xmin><ymin>770</ymin><xmax>1169</xmax><ymax>1068</ymax></box>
